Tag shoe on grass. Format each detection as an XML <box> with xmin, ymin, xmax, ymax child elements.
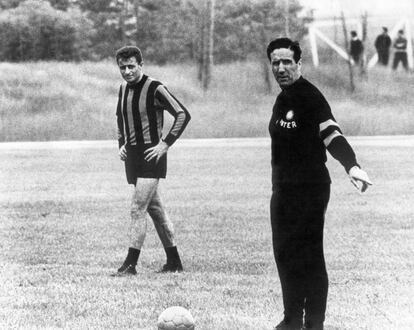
<box><xmin>274</xmin><ymin>317</ymin><xmax>303</xmax><ymax>330</ymax></box>
<box><xmin>110</xmin><ymin>264</ymin><xmax>137</xmax><ymax>277</ymax></box>
<box><xmin>301</xmin><ymin>322</ymin><xmax>323</xmax><ymax>330</ymax></box>
<box><xmin>157</xmin><ymin>262</ymin><xmax>183</xmax><ymax>273</ymax></box>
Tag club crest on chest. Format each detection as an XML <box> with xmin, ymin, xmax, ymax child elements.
<box><xmin>275</xmin><ymin>109</ymin><xmax>297</xmax><ymax>129</ymax></box>
<box><xmin>286</xmin><ymin>110</ymin><xmax>294</xmax><ymax>120</ymax></box>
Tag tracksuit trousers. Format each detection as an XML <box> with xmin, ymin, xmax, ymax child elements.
<box><xmin>270</xmin><ymin>183</ymin><xmax>330</xmax><ymax>325</ymax></box>
<box><xmin>392</xmin><ymin>52</ymin><xmax>408</xmax><ymax>70</ymax></box>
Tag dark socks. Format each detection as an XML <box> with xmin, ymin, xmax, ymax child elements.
<box><xmin>124</xmin><ymin>247</ymin><xmax>140</xmax><ymax>266</ymax></box>
<box><xmin>165</xmin><ymin>246</ymin><xmax>182</xmax><ymax>265</ymax></box>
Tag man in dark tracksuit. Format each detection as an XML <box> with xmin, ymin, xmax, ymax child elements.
<box><xmin>267</xmin><ymin>38</ymin><xmax>372</xmax><ymax>330</ymax></box>
<box><xmin>350</xmin><ymin>31</ymin><xmax>364</xmax><ymax>66</ymax></box>
<box><xmin>111</xmin><ymin>46</ymin><xmax>191</xmax><ymax>276</ymax></box>
<box><xmin>375</xmin><ymin>27</ymin><xmax>391</xmax><ymax>66</ymax></box>
<box><xmin>392</xmin><ymin>30</ymin><xmax>408</xmax><ymax>71</ymax></box>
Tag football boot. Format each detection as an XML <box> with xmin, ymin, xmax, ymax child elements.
<box><xmin>110</xmin><ymin>264</ymin><xmax>137</xmax><ymax>277</ymax></box>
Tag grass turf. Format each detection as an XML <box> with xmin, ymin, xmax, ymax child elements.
<box><xmin>0</xmin><ymin>138</ymin><xmax>413</xmax><ymax>329</ymax></box>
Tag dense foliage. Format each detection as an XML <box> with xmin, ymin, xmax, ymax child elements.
<box><xmin>0</xmin><ymin>0</ymin><xmax>92</xmax><ymax>61</ymax></box>
<box><xmin>0</xmin><ymin>0</ymin><xmax>310</xmax><ymax>63</ymax></box>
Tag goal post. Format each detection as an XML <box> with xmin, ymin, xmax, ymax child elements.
<box><xmin>309</xmin><ymin>17</ymin><xmax>413</xmax><ymax>70</ymax></box>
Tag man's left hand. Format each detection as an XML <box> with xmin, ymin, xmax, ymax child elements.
<box><xmin>144</xmin><ymin>141</ymin><xmax>169</xmax><ymax>163</ymax></box>
<box><xmin>349</xmin><ymin>166</ymin><xmax>373</xmax><ymax>193</ymax></box>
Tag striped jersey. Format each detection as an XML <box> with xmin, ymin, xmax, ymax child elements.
<box><xmin>116</xmin><ymin>74</ymin><xmax>190</xmax><ymax>148</ymax></box>
<box><xmin>269</xmin><ymin>76</ymin><xmax>358</xmax><ymax>185</ymax></box>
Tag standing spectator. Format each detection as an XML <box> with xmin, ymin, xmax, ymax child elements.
<box><xmin>375</xmin><ymin>27</ymin><xmax>391</xmax><ymax>66</ymax></box>
<box><xmin>393</xmin><ymin>29</ymin><xmax>408</xmax><ymax>71</ymax></box>
<box><xmin>350</xmin><ymin>31</ymin><xmax>364</xmax><ymax>66</ymax></box>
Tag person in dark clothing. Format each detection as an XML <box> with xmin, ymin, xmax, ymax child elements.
<box><xmin>350</xmin><ymin>31</ymin><xmax>364</xmax><ymax>66</ymax></box>
<box><xmin>393</xmin><ymin>29</ymin><xmax>408</xmax><ymax>71</ymax></box>
<box><xmin>267</xmin><ymin>38</ymin><xmax>372</xmax><ymax>330</ymax></box>
<box><xmin>375</xmin><ymin>27</ymin><xmax>391</xmax><ymax>66</ymax></box>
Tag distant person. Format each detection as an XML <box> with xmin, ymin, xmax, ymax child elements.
<box><xmin>350</xmin><ymin>31</ymin><xmax>364</xmax><ymax>66</ymax></box>
<box><xmin>374</xmin><ymin>27</ymin><xmax>391</xmax><ymax>66</ymax></box>
<box><xmin>111</xmin><ymin>46</ymin><xmax>191</xmax><ymax>276</ymax></box>
<box><xmin>392</xmin><ymin>29</ymin><xmax>408</xmax><ymax>71</ymax></box>
<box><xmin>267</xmin><ymin>37</ymin><xmax>372</xmax><ymax>330</ymax></box>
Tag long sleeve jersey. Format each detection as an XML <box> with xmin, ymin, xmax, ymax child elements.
<box><xmin>269</xmin><ymin>76</ymin><xmax>358</xmax><ymax>185</ymax></box>
<box><xmin>116</xmin><ymin>74</ymin><xmax>191</xmax><ymax>148</ymax></box>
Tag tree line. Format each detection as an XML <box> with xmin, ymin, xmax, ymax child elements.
<box><xmin>0</xmin><ymin>0</ymin><xmax>310</xmax><ymax>65</ymax></box>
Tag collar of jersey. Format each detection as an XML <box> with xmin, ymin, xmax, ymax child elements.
<box><xmin>127</xmin><ymin>75</ymin><xmax>147</xmax><ymax>89</ymax></box>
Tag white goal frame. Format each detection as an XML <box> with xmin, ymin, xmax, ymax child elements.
<box><xmin>308</xmin><ymin>18</ymin><xmax>413</xmax><ymax>69</ymax></box>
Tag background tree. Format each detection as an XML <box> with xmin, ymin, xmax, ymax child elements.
<box><xmin>198</xmin><ymin>0</ymin><xmax>215</xmax><ymax>90</ymax></box>
<box><xmin>0</xmin><ymin>0</ymin><xmax>93</xmax><ymax>61</ymax></box>
<box><xmin>0</xmin><ymin>0</ymin><xmax>310</xmax><ymax>64</ymax></box>
<box><xmin>341</xmin><ymin>11</ymin><xmax>355</xmax><ymax>92</ymax></box>
<box><xmin>76</xmin><ymin>0</ymin><xmax>124</xmax><ymax>59</ymax></box>
<box><xmin>48</xmin><ymin>0</ymin><xmax>71</xmax><ymax>10</ymax></box>
<box><xmin>0</xmin><ymin>0</ymin><xmax>25</xmax><ymax>9</ymax></box>
<box><xmin>212</xmin><ymin>0</ymin><xmax>309</xmax><ymax>91</ymax></box>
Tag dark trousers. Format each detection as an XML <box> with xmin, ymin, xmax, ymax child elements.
<box><xmin>393</xmin><ymin>52</ymin><xmax>408</xmax><ymax>70</ymax></box>
<box><xmin>377</xmin><ymin>51</ymin><xmax>389</xmax><ymax>66</ymax></box>
<box><xmin>270</xmin><ymin>184</ymin><xmax>330</xmax><ymax>324</ymax></box>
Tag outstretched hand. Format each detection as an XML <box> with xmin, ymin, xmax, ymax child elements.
<box><xmin>348</xmin><ymin>166</ymin><xmax>373</xmax><ymax>193</ymax></box>
<box><xmin>144</xmin><ymin>141</ymin><xmax>169</xmax><ymax>163</ymax></box>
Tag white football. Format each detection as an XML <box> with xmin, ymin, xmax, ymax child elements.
<box><xmin>157</xmin><ymin>306</ymin><xmax>195</xmax><ymax>330</ymax></box>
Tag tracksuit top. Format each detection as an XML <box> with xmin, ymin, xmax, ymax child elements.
<box><xmin>375</xmin><ymin>34</ymin><xmax>391</xmax><ymax>52</ymax></box>
<box><xmin>269</xmin><ymin>76</ymin><xmax>358</xmax><ymax>185</ymax></box>
<box><xmin>116</xmin><ymin>74</ymin><xmax>191</xmax><ymax>149</ymax></box>
<box><xmin>394</xmin><ymin>36</ymin><xmax>407</xmax><ymax>53</ymax></box>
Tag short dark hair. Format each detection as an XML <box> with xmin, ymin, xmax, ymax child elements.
<box><xmin>398</xmin><ymin>29</ymin><xmax>404</xmax><ymax>34</ymax></box>
<box><xmin>382</xmin><ymin>27</ymin><xmax>388</xmax><ymax>32</ymax></box>
<box><xmin>115</xmin><ymin>46</ymin><xmax>143</xmax><ymax>64</ymax></box>
<box><xmin>351</xmin><ymin>31</ymin><xmax>357</xmax><ymax>37</ymax></box>
<box><xmin>266</xmin><ymin>37</ymin><xmax>302</xmax><ymax>63</ymax></box>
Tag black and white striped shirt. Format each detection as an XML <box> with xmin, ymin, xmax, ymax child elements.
<box><xmin>116</xmin><ymin>75</ymin><xmax>190</xmax><ymax>148</ymax></box>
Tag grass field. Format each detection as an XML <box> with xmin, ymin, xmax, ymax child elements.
<box><xmin>0</xmin><ymin>137</ymin><xmax>413</xmax><ymax>329</ymax></box>
<box><xmin>1</xmin><ymin>60</ymin><xmax>414</xmax><ymax>142</ymax></box>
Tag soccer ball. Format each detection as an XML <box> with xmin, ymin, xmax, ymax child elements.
<box><xmin>157</xmin><ymin>306</ymin><xmax>195</xmax><ymax>330</ymax></box>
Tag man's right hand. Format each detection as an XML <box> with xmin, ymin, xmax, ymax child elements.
<box><xmin>349</xmin><ymin>166</ymin><xmax>373</xmax><ymax>193</ymax></box>
<box><xmin>119</xmin><ymin>145</ymin><xmax>127</xmax><ymax>161</ymax></box>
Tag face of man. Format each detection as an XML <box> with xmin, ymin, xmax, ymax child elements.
<box><xmin>270</xmin><ymin>48</ymin><xmax>301</xmax><ymax>88</ymax></box>
<box><xmin>118</xmin><ymin>56</ymin><xmax>143</xmax><ymax>84</ymax></box>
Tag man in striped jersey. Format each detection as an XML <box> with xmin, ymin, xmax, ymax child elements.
<box><xmin>267</xmin><ymin>38</ymin><xmax>372</xmax><ymax>330</ymax></box>
<box><xmin>111</xmin><ymin>46</ymin><xmax>191</xmax><ymax>276</ymax></box>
